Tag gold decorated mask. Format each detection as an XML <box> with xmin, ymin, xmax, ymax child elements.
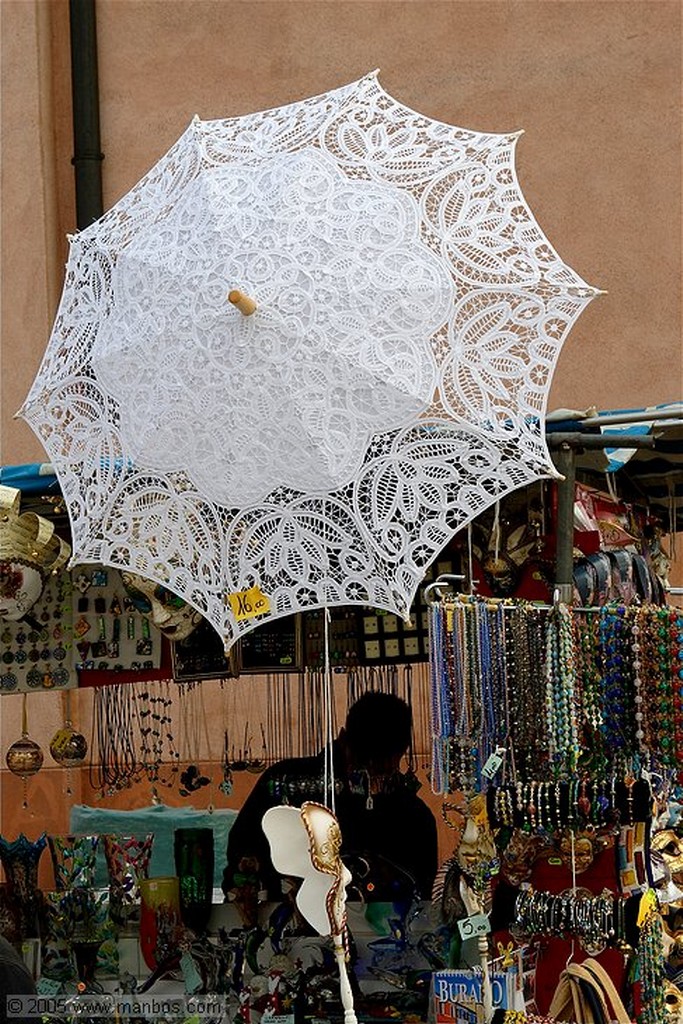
<box><xmin>652</xmin><ymin>830</ymin><xmax>683</xmax><ymax>885</ymax></box>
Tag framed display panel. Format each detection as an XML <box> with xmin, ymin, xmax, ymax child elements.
<box><xmin>172</xmin><ymin>613</ymin><xmax>303</xmax><ymax>680</ymax></box>
<box><xmin>239</xmin><ymin>612</ymin><xmax>303</xmax><ymax>672</ymax></box>
<box><xmin>171</xmin><ymin>618</ymin><xmax>236</xmax><ymax>681</ymax></box>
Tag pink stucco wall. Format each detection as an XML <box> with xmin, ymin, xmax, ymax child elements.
<box><xmin>2</xmin><ymin>0</ymin><xmax>680</xmax><ymax>469</ymax></box>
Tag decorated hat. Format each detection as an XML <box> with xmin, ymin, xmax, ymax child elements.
<box><xmin>0</xmin><ymin>485</ymin><xmax>70</xmax><ymax>577</ymax></box>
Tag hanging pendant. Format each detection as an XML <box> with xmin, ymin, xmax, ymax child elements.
<box><xmin>6</xmin><ymin>695</ymin><xmax>44</xmax><ymax>807</ymax></box>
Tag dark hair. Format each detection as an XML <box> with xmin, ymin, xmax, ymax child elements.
<box><xmin>344</xmin><ymin>691</ymin><xmax>412</xmax><ymax>765</ymax></box>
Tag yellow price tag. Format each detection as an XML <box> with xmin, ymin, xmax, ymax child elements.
<box><xmin>226</xmin><ymin>585</ymin><xmax>271</xmax><ymax>621</ymax></box>
<box><xmin>636</xmin><ymin>888</ymin><xmax>658</xmax><ymax>927</ymax></box>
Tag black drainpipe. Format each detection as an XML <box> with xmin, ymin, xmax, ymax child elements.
<box><xmin>69</xmin><ymin>0</ymin><xmax>104</xmax><ymax>229</ymax></box>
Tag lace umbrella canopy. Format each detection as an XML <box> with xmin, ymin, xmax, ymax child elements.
<box><xmin>19</xmin><ymin>72</ymin><xmax>599</xmax><ymax>652</ymax></box>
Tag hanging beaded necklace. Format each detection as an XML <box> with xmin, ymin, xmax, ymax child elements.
<box><xmin>507</xmin><ymin>604</ymin><xmax>549</xmax><ymax>782</ymax></box>
<box><xmin>545</xmin><ymin>603</ymin><xmax>579</xmax><ymax>777</ymax></box>
<box><xmin>671</xmin><ymin>607</ymin><xmax>683</xmax><ymax>783</ymax></box>
<box><xmin>89</xmin><ymin>684</ymin><xmax>138</xmax><ymax>795</ymax></box>
<box><xmin>428</xmin><ymin>601</ymin><xmax>447</xmax><ymax>793</ymax></box>
<box><xmin>630</xmin><ymin>606</ymin><xmax>648</xmax><ymax>757</ymax></box>
<box><xmin>573</xmin><ymin>610</ymin><xmax>602</xmax><ymax>734</ymax></box>
<box><xmin>642</xmin><ymin>605</ymin><xmax>683</xmax><ymax>775</ymax></box>
<box><xmin>597</xmin><ymin>605</ymin><xmax>635</xmax><ymax>757</ymax></box>
<box><xmin>637</xmin><ymin>893</ymin><xmax>667</xmax><ymax>1024</ymax></box>
<box><xmin>447</xmin><ymin>601</ymin><xmax>474</xmax><ymax>794</ymax></box>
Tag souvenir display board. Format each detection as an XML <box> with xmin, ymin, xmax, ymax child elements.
<box><xmin>0</xmin><ymin>566</ymin><xmax>163</xmax><ymax>693</ymax></box>
<box><xmin>71</xmin><ymin>565</ymin><xmax>162</xmax><ymax>674</ymax></box>
<box><xmin>0</xmin><ymin>572</ymin><xmax>74</xmax><ymax>693</ymax></box>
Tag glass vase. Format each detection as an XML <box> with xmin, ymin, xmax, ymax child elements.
<box><xmin>48</xmin><ymin>834</ymin><xmax>99</xmax><ymax>890</ymax></box>
<box><xmin>138</xmin><ymin>876</ymin><xmax>181</xmax><ymax>972</ymax></box>
<box><xmin>174</xmin><ymin>827</ymin><xmax>214</xmax><ymax>934</ymax></box>
<box><xmin>102</xmin><ymin>833</ymin><xmax>154</xmax><ymax>926</ymax></box>
<box><xmin>72</xmin><ymin>938</ymin><xmax>103</xmax><ymax>989</ymax></box>
<box><xmin>40</xmin><ymin>890</ymin><xmax>78</xmax><ymax>982</ymax></box>
<box><xmin>0</xmin><ymin>882</ymin><xmax>21</xmax><ymax>945</ymax></box>
<box><xmin>0</xmin><ymin>832</ymin><xmax>47</xmax><ymax>939</ymax></box>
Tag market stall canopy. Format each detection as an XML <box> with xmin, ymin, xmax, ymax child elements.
<box><xmin>546</xmin><ymin>401</ymin><xmax>683</xmax><ymax>530</ymax></box>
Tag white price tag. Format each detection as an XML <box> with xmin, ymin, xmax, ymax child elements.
<box><xmin>458</xmin><ymin>912</ymin><xmax>491</xmax><ymax>940</ymax></box>
<box><xmin>482</xmin><ymin>751</ymin><xmax>504</xmax><ymax>779</ymax></box>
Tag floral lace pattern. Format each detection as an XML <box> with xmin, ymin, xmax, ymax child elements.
<box><xmin>20</xmin><ymin>72</ymin><xmax>598</xmax><ymax>650</ymax></box>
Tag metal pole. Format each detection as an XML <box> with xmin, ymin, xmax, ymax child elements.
<box><xmin>69</xmin><ymin>0</ymin><xmax>104</xmax><ymax>229</ymax></box>
<box><xmin>546</xmin><ymin>433</ymin><xmax>657</xmax><ymax>450</ymax></box>
<box><xmin>552</xmin><ymin>443</ymin><xmax>576</xmax><ymax>605</ymax></box>
<box><xmin>579</xmin><ymin>407</ymin><xmax>682</xmax><ymax>427</ymax></box>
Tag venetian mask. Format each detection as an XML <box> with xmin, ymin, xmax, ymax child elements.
<box><xmin>557</xmin><ymin>829</ymin><xmax>605</xmax><ymax>874</ymax></box>
<box><xmin>263</xmin><ymin>801</ymin><xmax>351</xmax><ymax>937</ymax></box>
<box><xmin>121</xmin><ymin>571</ymin><xmax>203</xmax><ymax>640</ymax></box>
<box><xmin>455</xmin><ymin>816</ymin><xmax>497</xmax><ymax>876</ymax></box>
<box><xmin>499</xmin><ymin>831</ymin><xmax>551</xmax><ymax>887</ymax></box>
<box><xmin>661</xmin><ymin>900</ymin><xmax>683</xmax><ymax>966</ymax></box>
<box><xmin>0</xmin><ymin>562</ymin><xmax>45</xmax><ymax>621</ymax></box>
<box><xmin>652</xmin><ymin>830</ymin><xmax>683</xmax><ymax>886</ymax></box>
<box><xmin>664</xmin><ymin>982</ymin><xmax>683</xmax><ymax>1024</ymax></box>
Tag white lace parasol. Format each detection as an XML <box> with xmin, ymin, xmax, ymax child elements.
<box><xmin>19</xmin><ymin>71</ymin><xmax>599</xmax><ymax>650</ymax></box>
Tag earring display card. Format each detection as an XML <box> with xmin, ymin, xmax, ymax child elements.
<box><xmin>0</xmin><ymin>570</ymin><xmax>75</xmax><ymax>693</ymax></box>
<box><xmin>360</xmin><ymin>606</ymin><xmax>428</xmax><ymax>664</ymax></box>
<box><xmin>303</xmin><ymin>608</ymin><xmax>361</xmax><ymax>670</ymax></box>
<box><xmin>70</xmin><ymin>565</ymin><xmax>162</xmax><ymax>674</ymax></box>
<box><xmin>359</xmin><ymin>555</ymin><xmax>461</xmax><ymax>665</ymax></box>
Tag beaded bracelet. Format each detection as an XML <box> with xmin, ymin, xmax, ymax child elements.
<box><xmin>513</xmin><ymin>887</ymin><xmax>624</xmax><ymax>947</ymax></box>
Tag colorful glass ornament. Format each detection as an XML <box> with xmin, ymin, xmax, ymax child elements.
<box><xmin>102</xmin><ymin>833</ymin><xmax>154</xmax><ymax>926</ymax></box>
<box><xmin>138</xmin><ymin>876</ymin><xmax>182</xmax><ymax>971</ymax></box>
<box><xmin>48</xmin><ymin>833</ymin><xmax>99</xmax><ymax>891</ymax></box>
<box><xmin>49</xmin><ymin>725</ymin><xmax>88</xmax><ymax>767</ymax></box>
<box><xmin>174</xmin><ymin>827</ymin><xmax>214</xmax><ymax>934</ymax></box>
<box><xmin>6</xmin><ymin>694</ymin><xmax>44</xmax><ymax>807</ymax></box>
<box><xmin>5</xmin><ymin>735</ymin><xmax>44</xmax><ymax>778</ymax></box>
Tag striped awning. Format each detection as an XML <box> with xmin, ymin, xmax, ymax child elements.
<box><xmin>547</xmin><ymin>401</ymin><xmax>683</xmax><ymax>530</ymax></box>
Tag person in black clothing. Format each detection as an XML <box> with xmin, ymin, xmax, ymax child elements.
<box><xmin>222</xmin><ymin>691</ymin><xmax>438</xmax><ymax>907</ymax></box>
<box><xmin>0</xmin><ymin>935</ymin><xmax>37</xmax><ymax>1024</ymax></box>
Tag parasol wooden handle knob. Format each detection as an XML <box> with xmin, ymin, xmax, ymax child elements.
<box><xmin>228</xmin><ymin>289</ymin><xmax>257</xmax><ymax>316</ymax></box>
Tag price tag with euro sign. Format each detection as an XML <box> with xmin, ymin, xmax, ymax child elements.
<box><xmin>458</xmin><ymin>912</ymin><xmax>491</xmax><ymax>940</ymax></box>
